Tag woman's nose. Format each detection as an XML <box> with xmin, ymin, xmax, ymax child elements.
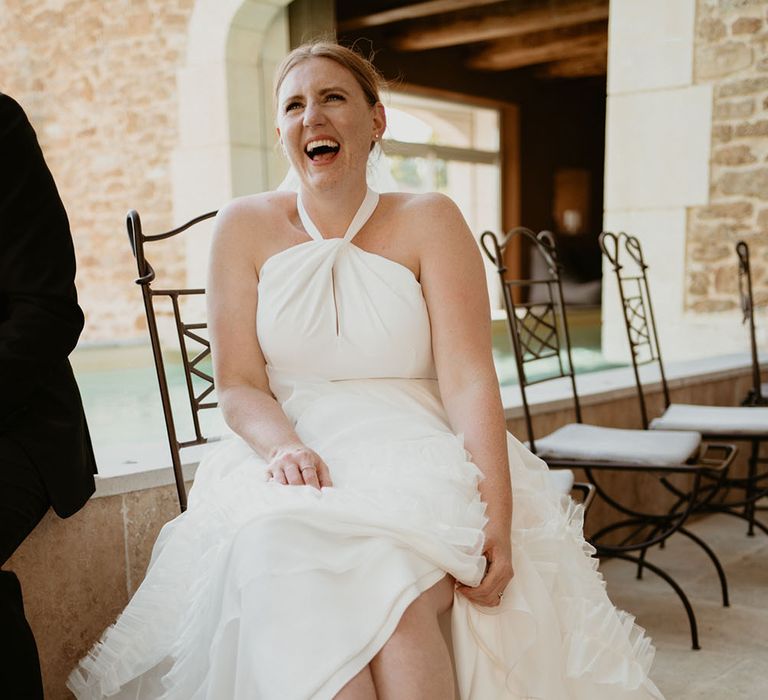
<box><xmin>303</xmin><ymin>100</ymin><xmax>325</xmax><ymax>127</ymax></box>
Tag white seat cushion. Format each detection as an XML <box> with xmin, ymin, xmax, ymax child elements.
<box><xmin>534</xmin><ymin>423</ymin><xmax>701</xmax><ymax>466</ymax></box>
<box><xmin>650</xmin><ymin>403</ymin><xmax>768</xmax><ymax>435</ymax></box>
<box><xmin>546</xmin><ymin>468</ymin><xmax>575</xmax><ymax>495</ymax></box>
<box><xmin>761</xmin><ymin>382</ymin><xmax>768</xmax><ymax>396</ymax></box>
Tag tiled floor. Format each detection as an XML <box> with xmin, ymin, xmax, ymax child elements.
<box><xmin>601</xmin><ymin>511</ymin><xmax>768</xmax><ymax>699</ymax></box>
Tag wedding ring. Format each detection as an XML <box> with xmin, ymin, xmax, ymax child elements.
<box><xmin>300</xmin><ymin>466</ymin><xmax>316</xmax><ymax>471</ymax></box>
<box><xmin>497</xmin><ymin>592</ymin><xmax>504</xmax><ymax>600</ymax></box>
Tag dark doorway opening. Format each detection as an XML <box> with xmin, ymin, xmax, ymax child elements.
<box><xmin>334</xmin><ymin>0</ymin><xmax>608</xmax><ymax>305</ymax></box>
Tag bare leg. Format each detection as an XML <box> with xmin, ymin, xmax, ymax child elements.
<box><xmin>370</xmin><ymin>575</ymin><xmax>455</xmax><ymax>700</ymax></box>
<box><xmin>334</xmin><ymin>665</ymin><xmax>377</xmax><ymax>700</ymax></box>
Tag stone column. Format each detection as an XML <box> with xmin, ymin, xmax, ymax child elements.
<box><xmin>171</xmin><ymin>0</ymin><xmax>292</xmax><ymax>290</ymax></box>
<box><xmin>602</xmin><ymin>0</ymin><xmax>713</xmax><ymax>363</ymax></box>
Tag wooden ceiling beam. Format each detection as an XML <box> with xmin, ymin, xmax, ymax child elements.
<box><xmin>537</xmin><ymin>51</ymin><xmax>607</xmax><ymax>78</ymax></box>
<box><xmin>392</xmin><ymin>0</ymin><xmax>609</xmax><ymax>51</ymax></box>
<box><xmin>337</xmin><ymin>0</ymin><xmax>505</xmax><ymax>32</ymax></box>
<box><xmin>468</xmin><ymin>21</ymin><xmax>608</xmax><ymax>71</ymax></box>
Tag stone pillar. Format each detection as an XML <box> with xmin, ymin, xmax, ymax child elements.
<box><xmin>171</xmin><ymin>0</ymin><xmax>292</xmax><ymax>290</ymax></box>
<box><xmin>602</xmin><ymin>0</ymin><xmax>713</xmax><ymax>363</ymax></box>
<box><xmin>604</xmin><ymin>0</ymin><xmax>768</xmax><ymax>363</ymax></box>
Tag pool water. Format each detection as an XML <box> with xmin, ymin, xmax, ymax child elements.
<box><xmin>491</xmin><ymin>306</ymin><xmax>623</xmax><ymax>385</ymax></box>
<box><xmin>70</xmin><ymin>344</ymin><xmax>227</xmax><ymax>472</ymax></box>
<box><xmin>71</xmin><ymin>308</ymin><xmax>621</xmax><ymax>471</ymax></box>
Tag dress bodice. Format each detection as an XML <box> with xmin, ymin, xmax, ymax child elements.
<box><xmin>256</xmin><ymin>188</ymin><xmax>436</xmax><ymax>386</ymax></box>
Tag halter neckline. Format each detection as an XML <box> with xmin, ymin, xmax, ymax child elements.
<box><xmin>297</xmin><ymin>187</ymin><xmax>380</xmax><ymax>243</ymax></box>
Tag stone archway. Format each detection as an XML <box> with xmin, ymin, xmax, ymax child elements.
<box><xmin>171</xmin><ymin>0</ymin><xmax>291</xmax><ymax>284</ymax></box>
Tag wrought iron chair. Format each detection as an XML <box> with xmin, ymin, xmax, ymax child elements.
<box><xmin>737</xmin><ymin>241</ymin><xmax>767</xmax><ymax>407</ymax></box>
<box><xmin>482</xmin><ymin>227</ymin><xmax>737</xmax><ymax>649</ymax></box>
<box><xmin>127</xmin><ymin>208</ymin><xmax>220</xmax><ymax>512</ymax></box>
<box><xmin>600</xmin><ymin>231</ymin><xmax>768</xmax><ymax>538</ymax></box>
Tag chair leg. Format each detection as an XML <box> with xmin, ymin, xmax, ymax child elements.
<box><xmin>745</xmin><ymin>439</ymin><xmax>760</xmax><ymax>537</ymax></box>
<box><xmin>636</xmin><ymin>492</ymin><xmax>692</xmax><ymax>579</ymax></box>
<box><xmin>636</xmin><ymin>524</ymin><xmax>667</xmax><ymax>579</ymax></box>
<box><xmin>636</xmin><ymin>546</ymin><xmax>649</xmax><ymax>580</ymax></box>
<box><xmin>636</xmin><ymin>530</ymin><xmax>668</xmax><ymax>579</ymax></box>
<box><xmin>637</xmin><ymin>526</ymin><xmax>730</xmax><ymax>606</ymax></box>
<box><xmin>677</xmin><ymin>527</ymin><xmax>729</xmax><ymax>607</ymax></box>
<box><xmin>608</xmin><ymin>552</ymin><xmax>701</xmax><ymax>650</ymax></box>
<box><xmin>636</xmin><ymin>547</ymin><xmax>645</xmax><ymax>579</ymax></box>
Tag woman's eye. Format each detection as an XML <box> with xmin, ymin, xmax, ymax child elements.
<box><xmin>326</xmin><ymin>94</ymin><xmax>344</xmax><ymax>102</ymax></box>
<box><xmin>285</xmin><ymin>102</ymin><xmax>302</xmax><ymax>112</ymax></box>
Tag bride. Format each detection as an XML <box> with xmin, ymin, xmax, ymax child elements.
<box><xmin>69</xmin><ymin>41</ymin><xmax>664</xmax><ymax>699</ymax></box>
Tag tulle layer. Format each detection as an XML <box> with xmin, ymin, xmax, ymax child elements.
<box><xmin>453</xmin><ymin>437</ymin><xmax>663</xmax><ymax>698</ymax></box>
<box><xmin>68</xmin><ymin>433</ymin><xmax>488</xmax><ymax>699</ymax></box>
<box><xmin>68</xmin><ymin>379</ymin><xmax>664</xmax><ymax>699</ymax></box>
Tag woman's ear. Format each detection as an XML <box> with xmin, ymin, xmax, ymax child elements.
<box><xmin>372</xmin><ymin>102</ymin><xmax>386</xmax><ymax>141</ymax></box>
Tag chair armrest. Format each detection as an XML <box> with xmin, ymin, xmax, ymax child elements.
<box><xmin>570</xmin><ymin>481</ymin><xmax>596</xmax><ymax>512</ymax></box>
<box><xmin>698</xmin><ymin>442</ymin><xmax>738</xmax><ymax>474</ymax></box>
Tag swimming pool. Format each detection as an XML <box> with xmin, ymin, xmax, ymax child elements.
<box><xmin>491</xmin><ymin>306</ymin><xmax>622</xmax><ymax>386</ymax></box>
<box><xmin>71</xmin><ymin>308</ymin><xmax>622</xmax><ymax>473</ymax></box>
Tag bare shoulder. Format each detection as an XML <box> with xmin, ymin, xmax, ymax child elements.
<box><xmin>215</xmin><ymin>191</ymin><xmax>291</xmax><ymax>241</ymax></box>
<box><xmin>383</xmin><ymin>191</ymin><xmax>460</xmax><ymax>218</ymax></box>
<box><xmin>382</xmin><ymin>192</ymin><xmax>473</xmax><ymax>254</ymax></box>
<box><xmin>211</xmin><ymin>191</ymin><xmax>296</xmax><ymax>266</ymax></box>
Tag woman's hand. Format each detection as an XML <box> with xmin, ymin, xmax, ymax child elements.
<box><xmin>267</xmin><ymin>444</ymin><xmax>333</xmax><ymax>490</ymax></box>
<box><xmin>456</xmin><ymin>522</ymin><xmax>513</xmax><ymax>607</ymax></box>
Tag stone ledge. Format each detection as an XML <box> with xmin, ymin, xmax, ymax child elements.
<box><xmin>501</xmin><ymin>351</ymin><xmax>760</xmax><ymax>419</ymax></box>
<box><xmin>90</xmin><ymin>353</ymin><xmax>762</xmax><ymax>497</ymax></box>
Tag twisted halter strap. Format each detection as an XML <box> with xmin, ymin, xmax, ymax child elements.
<box><xmin>296</xmin><ymin>187</ymin><xmax>380</xmax><ymax>243</ymax></box>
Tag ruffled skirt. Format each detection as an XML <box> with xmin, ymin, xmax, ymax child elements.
<box><xmin>68</xmin><ymin>379</ymin><xmax>663</xmax><ymax>699</ymax></box>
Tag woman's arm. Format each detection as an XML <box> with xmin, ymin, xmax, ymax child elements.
<box><xmin>207</xmin><ymin>199</ymin><xmax>332</xmax><ymax>489</ymax></box>
<box><xmin>416</xmin><ymin>193</ymin><xmax>513</xmax><ymax>607</ymax></box>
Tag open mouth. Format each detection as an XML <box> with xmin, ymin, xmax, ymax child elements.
<box><xmin>305</xmin><ymin>139</ymin><xmax>340</xmax><ymax>161</ymax></box>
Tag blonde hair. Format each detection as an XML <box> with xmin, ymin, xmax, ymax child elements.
<box><xmin>274</xmin><ymin>40</ymin><xmax>385</xmax><ymax>108</ymax></box>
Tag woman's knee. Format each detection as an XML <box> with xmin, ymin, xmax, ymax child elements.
<box><xmin>398</xmin><ymin>575</ymin><xmax>454</xmax><ymax>630</ymax></box>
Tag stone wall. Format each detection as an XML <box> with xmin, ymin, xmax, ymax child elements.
<box><xmin>689</xmin><ymin>0</ymin><xmax>768</xmax><ymax>313</ymax></box>
<box><xmin>4</xmin><ymin>1</ymin><xmax>766</xmax><ymax>347</ymax></box>
<box><xmin>0</xmin><ymin>0</ymin><xmax>196</xmax><ymax>341</ymax></box>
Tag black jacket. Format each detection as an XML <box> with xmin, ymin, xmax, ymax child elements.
<box><xmin>0</xmin><ymin>93</ymin><xmax>96</xmax><ymax>517</ymax></box>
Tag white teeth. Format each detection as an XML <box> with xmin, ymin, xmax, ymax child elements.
<box><xmin>305</xmin><ymin>139</ymin><xmax>339</xmax><ymax>151</ymax></box>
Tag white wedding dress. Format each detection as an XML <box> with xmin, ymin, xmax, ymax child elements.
<box><xmin>69</xmin><ymin>189</ymin><xmax>664</xmax><ymax>699</ymax></box>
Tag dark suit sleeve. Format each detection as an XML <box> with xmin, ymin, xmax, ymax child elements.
<box><xmin>0</xmin><ymin>94</ymin><xmax>85</xmax><ymax>429</ymax></box>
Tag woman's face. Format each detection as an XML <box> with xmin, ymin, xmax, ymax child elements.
<box><xmin>276</xmin><ymin>57</ymin><xmax>385</xmax><ymax>192</ymax></box>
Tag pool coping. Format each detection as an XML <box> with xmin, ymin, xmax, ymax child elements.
<box><xmin>92</xmin><ymin>352</ymin><xmax>762</xmax><ymax>498</ymax></box>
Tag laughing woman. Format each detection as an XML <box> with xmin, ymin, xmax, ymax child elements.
<box><xmin>69</xmin><ymin>41</ymin><xmax>664</xmax><ymax>700</ymax></box>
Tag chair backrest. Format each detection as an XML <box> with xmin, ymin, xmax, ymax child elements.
<box><xmin>598</xmin><ymin>231</ymin><xmax>670</xmax><ymax>428</ymax></box>
<box><xmin>481</xmin><ymin>228</ymin><xmax>581</xmax><ymax>453</ymax></box>
<box><xmin>736</xmin><ymin>240</ymin><xmax>765</xmax><ymax>406</ymax></box>
<box><xmin>126</xmin><ymin>208</ymin><xmax>218</xmax><ymax>511</ymax></box>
